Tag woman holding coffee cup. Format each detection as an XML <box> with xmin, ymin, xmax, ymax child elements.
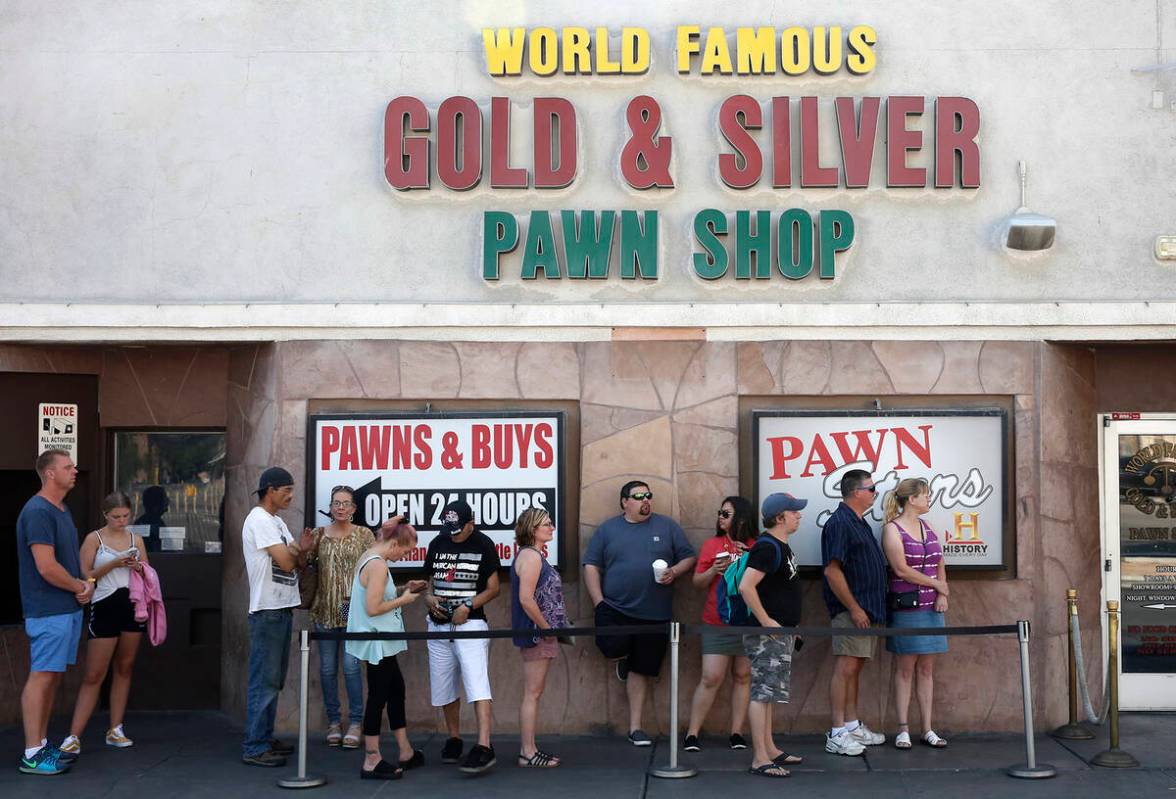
<box><xmin>881</xmin><ymin>478</ymin><xmax>949</xmax><ymax>750</ymax></box>
<box><xmin>683</xmin><ymin>496</ymin><xmax>758</xmax><ymax>752</ymax></box>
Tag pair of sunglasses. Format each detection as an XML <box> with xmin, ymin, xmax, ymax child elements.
<box><xmin>716</xmin><ymin>509</ymin><xmax>732</xmax><ymax>519</ymax></box>
<box><xmin>627</xmin><ymin>491</ymin><xmax>653</xmax><ymax>501</ymax></box>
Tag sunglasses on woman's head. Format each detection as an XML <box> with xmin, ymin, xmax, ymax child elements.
<box><xmin>627</xmin><ymin>491</ymin><xmax>653</xmax><ymax>501</ymax></box>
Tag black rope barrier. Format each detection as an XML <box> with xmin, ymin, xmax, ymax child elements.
<box><xmin>310</xmin><ymin>621</ymin><xmax>1019</xmax><ymax>642</ymax></box>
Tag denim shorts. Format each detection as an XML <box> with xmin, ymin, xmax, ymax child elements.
<box><xmin>26</xmin><ymin>610</ymin><xmax>83</xmax><ymax>672</ymax></box>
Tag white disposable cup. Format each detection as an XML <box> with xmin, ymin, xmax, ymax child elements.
<box><xmin>652</xmin><ymin>558</ymin><xmax>669</xmax><ymax>581</ymax></box>
<box><xmin>714</xmin><ymin>551</ymin><xmax>732</xmax><ymax>563</ymax></box>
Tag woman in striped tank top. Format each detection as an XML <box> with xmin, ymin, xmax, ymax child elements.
<box><xmin>881</xmin><ymin>478</ymin><xmax>950</xmax><ymax>750</ymax></box>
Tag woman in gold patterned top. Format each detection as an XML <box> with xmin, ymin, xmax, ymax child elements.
<box><xmin>307</xmin><ymin>485</ymin><xmax>375</xmax><ymax>748</ymax></box>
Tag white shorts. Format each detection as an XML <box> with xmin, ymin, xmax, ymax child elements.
<box><xmin>426</xmin><ymin>618</ymin><xmax>493</xmax><ymax>706</ymax></box>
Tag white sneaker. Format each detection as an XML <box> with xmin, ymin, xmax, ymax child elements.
<box><xmin>825</xmin><ymin>730</ymin><xmax>865</xmax><ymax>756</ymax></box>
<box><xmin>59</xmin><ymin>735</ymin><xmax>81</xmax><ymax>754</ymax></box>
<box><xmin>849</xmin><ymin>723</ymin><xmax>885</xmax><ymax>746</ymax></box>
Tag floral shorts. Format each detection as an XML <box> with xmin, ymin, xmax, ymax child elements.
<box><xmin>743</xmin><ymin>633</ymin><xmax>795</xmax><ymax>704</ymax></box>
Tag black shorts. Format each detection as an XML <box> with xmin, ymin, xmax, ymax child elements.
<box><xmin>87</xmin><ymin>587</ymin><xmax>146</xmax><ymax>639</ymax></box>
<box><xmin>593</xmin><ymin>603</ymin><xmax>668</xmax><ymax>677</ymax></box>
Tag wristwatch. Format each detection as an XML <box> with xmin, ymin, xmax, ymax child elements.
<box><xmin>462</xmin><ymin>598</ymin><xmax>474</xmax><ymax>610</ymax></box>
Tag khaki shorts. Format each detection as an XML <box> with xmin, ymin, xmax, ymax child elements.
<box><xmin>831</xmin><ymin>611</ymin><xmax>878</xmax><ymax>659</ymax></box>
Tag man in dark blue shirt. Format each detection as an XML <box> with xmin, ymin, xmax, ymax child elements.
<box><xmin>16</xmin><ymin>449</ymin><xmax>93</xmax><ymax>776</ymax></box>
<box><xmin>821</xmin><ymin>469</ymin><xmax>888</xmax><ymax>756</ymax></box>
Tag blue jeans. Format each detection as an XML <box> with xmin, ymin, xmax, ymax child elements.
<box><xmin>243</xmin><ymin>609</ymin><xmax>293</xmax><ymax>756</ymax></box>
<box><xmin>315</xmin><ymin>623</ymin><xmax>363</xmax><ymax>725</ymax></box>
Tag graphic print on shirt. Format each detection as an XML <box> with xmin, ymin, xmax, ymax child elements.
<box><xmin>430</xmin><ymin>550</ymin><xmax>484</xmax><ymax>611</ymax></box>
<box><xmin>270</xmin><ymin>525</ymin><xmax>297</xmax><ymax>586</ymax></box>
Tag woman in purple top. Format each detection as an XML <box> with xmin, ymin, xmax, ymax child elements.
<box><xmin>511</xmin><ymin>507</ymin><xmax>568</xmax><ymax>768</ymax></box>
<box><xmin>881</xmin><ymin>478</ymin><xmax>950</xmax><ymax>750</ymax></box>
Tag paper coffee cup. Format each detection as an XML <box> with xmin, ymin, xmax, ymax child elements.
<box><xmin>652</xmin><ymin>558</ymin><xmax>669</xmax><ymax>581</ymax></box>
<box><xmin>714</xmin><ymin>551</ymin><xmax>732</xmax><ymax>562</ymax></box>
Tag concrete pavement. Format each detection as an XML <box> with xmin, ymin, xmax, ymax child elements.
<box><xmin>2</xmin><ymin>712</ymin><xmax>1174</xmax><ymax>798</ymax></box>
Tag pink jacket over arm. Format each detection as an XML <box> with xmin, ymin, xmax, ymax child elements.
<box><xmin>128</xmin><ymin>563</ymin><xmax>167</xmax><ymax>646</ymax></box>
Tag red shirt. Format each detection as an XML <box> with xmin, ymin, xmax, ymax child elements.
<box><xmin>696</xmin><ymin>535</ymin><xmax>755</xmax><ymax>625</ymax></box>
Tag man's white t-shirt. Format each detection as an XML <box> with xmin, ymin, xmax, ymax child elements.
<box><xmin>242</xmin><ymin>505</ymin><xmax>301</xmax><ymax>613</ymax></box>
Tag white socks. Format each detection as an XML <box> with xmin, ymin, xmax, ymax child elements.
<box><xmin>846</xmin><ymin>720</ymin><xmax>861</xmax><ymax>732</ymax></box>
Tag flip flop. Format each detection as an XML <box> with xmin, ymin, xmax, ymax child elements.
<box><xmin>773</xmin><ymin>752</ymin><xmax>804</xmax><ymax>765</ymax></box>
<box><xmin>749</xmin><ymin>762</ymin><xmax>791</xmax><ymax>778</ymax></box>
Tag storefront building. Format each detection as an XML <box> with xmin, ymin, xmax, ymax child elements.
<box><xmin>2</xmin><ymin>2</ymin><xmax>1174</xmax><ymax>735</ymax></box>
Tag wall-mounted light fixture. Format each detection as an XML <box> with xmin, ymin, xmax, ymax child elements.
<box><xmin>1004</xmin><ymin>161</ymin><xmax>1055</xmax><ymax>251</ymax></box>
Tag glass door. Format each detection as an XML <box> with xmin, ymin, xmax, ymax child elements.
<box><xmin>1101</xmin><ymin>416</ymin><xmax>1176</xmax><ymax>709</ymax></box>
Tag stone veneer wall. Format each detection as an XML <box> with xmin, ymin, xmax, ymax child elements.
<box><xmin>222</xmin><ymin>339</ymin><xmax>1103</xmax><ymax>737</ymax></box>
<box><xmin>0</xmin><ymin>343</ymin><xmax>232</xmax><ymax>728</ymax></box>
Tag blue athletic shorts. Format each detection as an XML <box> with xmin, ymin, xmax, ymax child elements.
<box><xmin>26</xmin><ymin>610</ymin><xmax>83</xmax><ymax>672</ymax></box>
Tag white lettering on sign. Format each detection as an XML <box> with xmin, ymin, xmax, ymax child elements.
<box><xmin>38</xmin><ymin>402</ymin><xmax>79</xmax><ymax>466</ymax></box>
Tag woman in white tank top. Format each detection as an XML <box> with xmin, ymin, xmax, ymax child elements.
<box><xmin>59</xmin><ymin>491</ymin><xmax>149</xmax><ymax>755</ymax></box>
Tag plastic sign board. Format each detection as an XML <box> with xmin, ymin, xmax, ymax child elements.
<box><xmin>754</xmin><ymin>409</ymin><xmax>1008</xmax><ymax>569</ymax></box>
<box><xmin>38</xmin><ymin>403</ymin><xmax>78</xmax><ymax>465</ymax></box>
<box><xmin>308</xmin><ymin>412</ymin><xmax>564</xmax><ymax>570</ymax></box>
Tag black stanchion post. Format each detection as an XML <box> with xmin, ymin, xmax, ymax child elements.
<box><xmin>649</xmin><ymin>622</ymin><xmax>697</xmax><ymax>779</ymax></box>
<box><xmin>278</xmin><ymin>629</ymin><xmax>327</xmax><ymax>789</ymax></box>
<box><xmin>1091</xmin><ymin>601</ymin><xmax>1139</xmax><ymax>768</ymax></box>
<box><xmin>1053</xmin><ymin>588</ymin><xmax>1094</xmax><ymax>740</ymax></box>
<box><xmin>1007</xmin><ymin>619</ymin><xmax>1057</xmax><ymax>779</ymax></box>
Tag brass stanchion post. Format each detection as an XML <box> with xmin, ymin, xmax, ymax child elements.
<box><xmin>1091</xmin><ymin>601</ymin><xmax>1139</xmax><ymax>768</ymax></box>
<box><xmin>1052</xmin><ymin>589</ymin><xmax>1094</xmax><ymax>740</ymax></box>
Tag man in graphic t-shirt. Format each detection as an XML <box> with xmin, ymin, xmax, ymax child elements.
<box><xmin>424</xmin><ymin>499</ymin><xmax>501</xmax><ymax>774</ymax></box>
<box><xmin>240</xmin><ymin>466</ymin><xmax>312</xmax><ymax>767</ymax></box>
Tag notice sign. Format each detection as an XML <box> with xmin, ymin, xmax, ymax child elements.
<box><xmin>308</xmin><ymin>412</ymin><xmax>564</xmax><ymax>570</ymax></box>
<box><xmin>754</xmin><ymin>410</ymin><xmax>1007</xmax><ymax>569</ymax></box>
<box><xmin>38</xmin><ymin>403</ymin><xmax>78</xmax><ymax>464</ymax></box>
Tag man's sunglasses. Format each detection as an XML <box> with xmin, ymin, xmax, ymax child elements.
<box><xmin>859</xmin><ymin>485</ymin><xmax>877</xmax><ymax>493</ymax></box>
<box><xmin>627</xmin><ymin>491</ymin><xmax>654</xmax><ymax>501</ymax></box>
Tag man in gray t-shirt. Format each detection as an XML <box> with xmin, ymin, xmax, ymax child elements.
<box><xmin>584</xmin><ymin>480</ymin><xmax>695</xmax><ymax>746</ymax></box>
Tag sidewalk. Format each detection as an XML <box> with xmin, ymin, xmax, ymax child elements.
<box><xmin>2</xmin><ymin>712</ymin><xmax>1174</xmax><ymax>798</ymax></box>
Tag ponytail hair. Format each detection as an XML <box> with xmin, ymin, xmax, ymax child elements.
<box><xmin>883</xmin><ymin>478</ymin><xmax>930</xmax><ymax>523</ymax></box>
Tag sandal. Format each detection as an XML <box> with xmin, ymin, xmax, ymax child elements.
<box><xmin>749</xmin><ymin>762</ymin><xmax>790</xmax><ymax>778</ymax></box>
<box><xmin>773</xmin><ymin>752</ymin><xmax>804</xmax><ymax>765</ymax></box>
<box><xmin>922</xmin><ymin>730</ymin><xmax>947</xmax><ymax>748</ymax></box>
<box><xmin>325</xmin><ymin>723</ymin><xmax>342</xmax><ymax>747</ymax></box>
<box><xmin>894</xmin><ymin>731</ymin><xmax>912</xmax><ymax>749</ymax></box>
<box><xmin>518</xmin><ymin>750</ymin><xmax>560</xmax><ymax>768</ymax></box>
<box><xmin>360</xmin><ymin>759</ymin><xmax>403</xmax><ymax>780</ymax></box>
<box><xmin>399</xmin><ymin>750</ymin><xmax>425</xmax><ymax>770</ymax></box>
<box><xmin>342</xmin><ymin>723</ymin><xmax>361</xmax><ymax>750</ymax></box>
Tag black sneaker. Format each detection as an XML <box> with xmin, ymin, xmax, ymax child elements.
<box><xmin>268</xmin><ymin>739</ymin><xmax>295</xmax><ymax>755</ymax></box>
<box><xmin>729</xmin><ymin>733</ymin><xmax>748</xmax><ymax>750</ymax></box>
<box><xmin>615</xmin><ymin>658</ymin><xmax>629</xmax><ymax>682</ymax></box>
<box><xmin>627</xmin><ymin>729</ymin><xmax>653</xmax><ymax>747</ymax></box>
<box><xmin>441</xmin><ymin>737</ymin><xmax>464</xmax><ymax>764</ymax></box>
<box><xmin>459</xmin><ymin>744</ymin><xmax>496</xmax><ymax>774</ymax></box>
<box><xmin>683</xmin><ymin>734</ymin><xmax>701</xmax><ymax>752</ymax></box>
<box><xmin>241</xmin><ymin>750</ymin><xmax>287</xmax><ymax>767</ymax></box>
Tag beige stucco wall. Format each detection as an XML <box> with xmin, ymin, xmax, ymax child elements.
<box><xmin>221</xmin><ymin>338</ymin><xmax>1102</xmax><ymax>736</ymax></box>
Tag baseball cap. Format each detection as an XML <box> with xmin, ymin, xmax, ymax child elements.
<box><xmin>761</xmin><ymin>492</ymin><xmax>807</xmax><ymax>518</ymax></box>
<box><xmin>438</xmin><ymin>499</ymin><xmax>474</xmax><ymax>536</ymax></box>
<box><xmin>256</xmin><ymin>466</ymin><xmax>294</xmax><ymax>497</ymax></box>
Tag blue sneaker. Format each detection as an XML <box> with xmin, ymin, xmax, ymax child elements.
<box><xmin>47</xmin><ymin>745</ymin><xmax>78</xmax><ymax>765</ymax></box>
<box><xmin>19</xmin><ymin>746</ymin><xmax>70</xmax><ymax>775</ymax></box>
